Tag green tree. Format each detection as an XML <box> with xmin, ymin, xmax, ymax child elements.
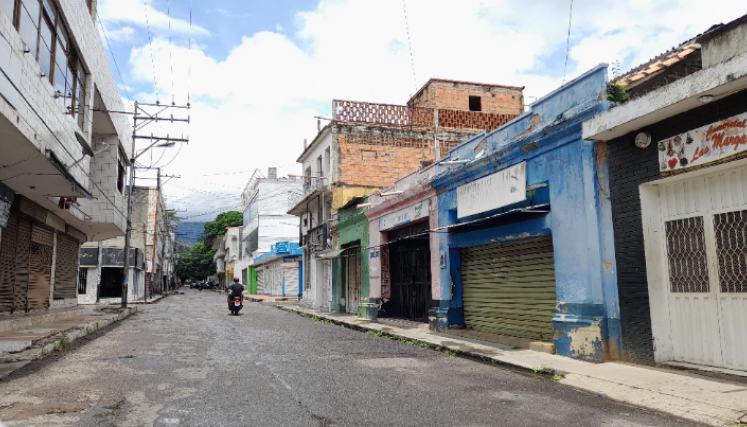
<box><xmin>176</xmin><ymin>211</ymin><xmax>242</xmax><ymax>282</ymax></box>
<box><xmin>203</xmin><ymin>211</ymin><xmax>243</xmax><ymax>237</ymax></box>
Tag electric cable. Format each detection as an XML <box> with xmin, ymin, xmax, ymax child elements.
<box><xmin>187</xmin><ymin>0</ymin><xmax>193</xmax><ymax>107</ymax></box>
<box><xmin>402</xmin><ymin>0</ymin><xmax>417</xmax><ymax>92</ymax></box>
<box><xmin>167</xmin><ymin>0</ymin><xmax>175</xmax><ymax>105</ymax></box>
<box><xmin>562</xmin><ymin>0</ymin><xmax>574</xmax><ymax>86</ymax></box>
<box><xmin>97</xmin><ymin>14</ymin><xmax>133</xmax><ymax>106</ymax></box>
<box><xmin>143</xmin><ymin>0</ymin><xmax>159</xmax><ymax>103</ymax></box>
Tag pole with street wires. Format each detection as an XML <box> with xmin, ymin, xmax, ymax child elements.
<box><xmin>120</xmin><ymin>101</ymin><xmax>189</xmax><ymax>308</ymax></box>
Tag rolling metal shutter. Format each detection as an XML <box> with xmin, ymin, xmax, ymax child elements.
<box><xmin>256</xmin><ymin>268</ymin><xmax>266</xmax><ymax>294</ymax></box>
<box><xmin>14</xmin><ymin>217</ymin><xmax>32</xmax><ymax>311</ymax></box>
<box><xmin>27</xmin><ymin>225</ymin><xmax>53</xmax><ymax>310</ymax></box>
<box><xmin>54</xmin><ymin>234</ymin><xmax>80</xmax><ymax>300</ymax></box>
<box><xmin>284</xmin><ymin>264</ymin><xmax>299</xmax><ymax>296</ymax></box>
<box><xmin>461</xmin><ymin>236</ymin><xmax>556</xmax><ymax>342</ymax></box>
<box><xmin>0</xmin><ymin>213</ymin><xmax>19</xmax><ymax>312</ymax></box>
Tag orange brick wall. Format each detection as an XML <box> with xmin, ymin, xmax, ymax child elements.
<box><xmin>335</xmin><ymin>127</ymin><xmax>477</xmax><ymax>189</ymax></box>
<box><xmin>409</xmin><ymin>82</ymin><xmax>524</xmax><ymax>116</ymax></box>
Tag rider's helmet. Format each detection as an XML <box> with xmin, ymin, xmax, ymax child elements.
<box><xmin>233</xmin><ymin>278</ymin><xmax>239</xmax><ymax>283</ymax></box>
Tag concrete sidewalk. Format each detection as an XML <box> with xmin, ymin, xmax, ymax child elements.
<box><xmin>274</xmin><ymin>302</ymin><xmax>747</xmax><ymax>427</ymax></box>
<box><xmin>0</xmin><ymin>305</ymin><xmax>138</xmax><ymax>378</ymax></box>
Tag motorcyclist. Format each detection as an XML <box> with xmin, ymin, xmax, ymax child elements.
<box><xmin>226</xmin><ymin>278</ymin><xmax>245</xmax><ymax>305</ymax></box>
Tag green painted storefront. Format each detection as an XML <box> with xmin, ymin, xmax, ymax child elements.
<box><xmin>336</xmin><ymin>197</ymin><xmax>369</xmax><ymax>317</ymax></box>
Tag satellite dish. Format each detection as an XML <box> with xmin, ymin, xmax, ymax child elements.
<box><xmin>75</xmin><ymin>131</ymin><xmax>94</xmax><ymax>157</ymax></box>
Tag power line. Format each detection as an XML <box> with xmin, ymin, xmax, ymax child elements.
<box><xmin>402</xmin><ymin>0</ymin><xmax>417</xmax><ymax>92</ymax></box>
<box><xmin>167</xmin><ymin>0</ymin><xmax>175</xmax><ymax>105</ymax></box>
<box><xmin>562</xmin><ymin>0</ymin><xmax>574</xmax><ymax>86</ymax></box>
<box><xmin>143</xmin><ymin>0</ymin><xmax>159</xmax><ymax>102</ymax></box>
<box><xmin>187</xmin><ymin>0</ymin><xmax>193</xmax><ymax>107</ymax></box>
<box><xmin>97</xmin><ymin>14</ymin><xmax>133</xmax><ymax>105</ymax></box>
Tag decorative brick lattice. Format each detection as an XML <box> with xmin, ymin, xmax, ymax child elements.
<box><xmin>334</xmin><ymin>100</ymin><xmax>517</xmax><ymax>132</ymax></box>
<box><xmin>335</xmin><ymin>100</ymin><xmax>434</xmax><ymax>126</ymax></box>
<box><xmin>714</xmin><ymin>209</ymin><xmax>747</xmax><ymax>293</ymax></box>
<box><xmin>437</xmin><ymin>109</ymin><xmax>514</xmax><ymax>130</ymax></box>
<box><xmin>665</xmin><ymin>216</ymin><xmax>710</xmax><ymax>293</ymax></box>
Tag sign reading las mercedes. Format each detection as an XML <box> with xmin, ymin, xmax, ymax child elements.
<box><xmin>457</xmin><ymin>162</ymin><xmax>526</xmax><ymax>218</ymax></box>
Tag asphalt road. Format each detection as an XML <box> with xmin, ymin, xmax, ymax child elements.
<box><xmin>0</xmin><ymin>289</ymin><xmax>707</xmax><ymax>427</ymax></box>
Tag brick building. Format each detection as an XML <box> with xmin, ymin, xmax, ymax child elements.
<box><xmin>289</xmin><ymin>78</ymin><xmax>523</xmax><ymax>310</ymax></box>
<box><xmin>0</xmin><ymin>0</ymin><xmax>132</xmax><ymax>312</ymax></box>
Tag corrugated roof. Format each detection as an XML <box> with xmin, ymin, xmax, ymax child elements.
<box><xmin>615</xmin><ymin>38</ymin><xmax>701</xmax><ymax>87</ymax></box>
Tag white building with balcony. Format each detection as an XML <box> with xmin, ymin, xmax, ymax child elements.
<box><xmin>0</xmin><ymin>0</ymin><xmax>132</xmax><ymax>313</ymax></box>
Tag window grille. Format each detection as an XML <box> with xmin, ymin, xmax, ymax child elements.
<box><xmin>78</xmin><ymin>267</ymin><xmax>87</xmax><ymax>294</ymax></box>
<box><xmin>665</xmin><ymin>216</ymin><xmax>709</xmax><ymax>292</ymax></box>
<box><xmin>714</xmin><ymin>209</ymin><xmax>747</xmax><ymax>293</ymax></box>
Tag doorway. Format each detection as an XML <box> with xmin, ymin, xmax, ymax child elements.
<box><xmin>100</xmin><ymin>267</ymin><xmax>123</xmax><ymax>298</ymax></box>
<box><xmin>382</xmin><ymin>222</ymin><xmax>432</xmax><ymax>322</ymax></box>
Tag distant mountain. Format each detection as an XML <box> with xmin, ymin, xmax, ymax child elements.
<box><xmin>176</xmin><ymin>221</ymin><xmax>206</xmax><ymax>244</ymax></box>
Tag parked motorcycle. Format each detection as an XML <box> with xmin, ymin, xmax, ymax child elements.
<box><xmin>229</xmin><ymin>296</ymin><xmax>243</xmax><ymax>315</ymax></box>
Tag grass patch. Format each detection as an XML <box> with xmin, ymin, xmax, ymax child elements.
<box><xmin>55</xmin><ymin>336</ymin><xmax>71</xmax><ymax>351</ymax></box>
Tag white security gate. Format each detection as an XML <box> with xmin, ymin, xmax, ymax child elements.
<box><xmin>256</xmin><ymin>267</ymin><xmax>266</xmax><ymax>294</ymax></box>
<box><xmin>654</xmin><ymin>164</ymin><xmax>747</xmax><ymax>370</ymax></box>
<box><xmin>283</xmin><ymin>263</ymin><xmax>299</xmax><ymax>296</ymax></box>
<box><xmin>345</xmin><ymin>248</ymin><xmax>362</xmax><ymax>315</ymax></box>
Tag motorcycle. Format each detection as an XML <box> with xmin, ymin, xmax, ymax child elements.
<box><xmin>229</xmin><ymin>296</ymin><xmax>243</xmax><ymax>315</ymax></box>
<box><xmin>198</xmin><ymin>283</ymin><xmax>203</xmax><ymax>291</ymax></box>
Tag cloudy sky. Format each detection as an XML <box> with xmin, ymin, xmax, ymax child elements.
<box><xmin>97</xmin><ymin>0</ymin><xmax>747</xmax><ymax>221</ymax></box>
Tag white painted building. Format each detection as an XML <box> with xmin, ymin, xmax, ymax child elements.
<box><xmin>0</xmin><ymin>0</ymin><xmax>131</xmax><ymax>312</ymax></box>
<box><xmin>237</xmin><ymin>168</ymin><xmax>303</xmax><ymax>295</ymax></box>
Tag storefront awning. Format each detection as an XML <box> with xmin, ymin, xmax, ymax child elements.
<box><xmin>439</xmin><ymin>203</ymin><xmax>550</xmax><ymax>234</ymax></box>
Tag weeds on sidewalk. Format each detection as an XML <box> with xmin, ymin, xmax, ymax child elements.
<box><xmin>54</xmin><ymin>336</ymin><xmax>71</xmax><ymax>351</ymax></box>
<box><xmin>733</xmin><ymin>421</ymin><xmax>747</xmax><ymax>426</ymax></box>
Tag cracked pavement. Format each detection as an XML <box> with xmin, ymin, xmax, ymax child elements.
<box><xmin>0</xmin><ymin>290</ymin><xmax>708</xmax><ymax>426</ymax></box>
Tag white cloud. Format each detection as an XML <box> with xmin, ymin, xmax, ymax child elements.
<box><xmin>117</xmin><ymin>0</ymin><xmax>747</xmax><ymax>218</ymax></box>
<box><xmin>276</xmin><ymin>24</ymin><xmax>284</xmax><ymax>32</ymax></box>
<box><xmin>98</xmin><ymin>0</ymin><xmax>209</xmax><ymax>35</ymax></box>
<box><xmin>105</xmin><ymin>26</ymin><xmax>136</xmax><ymax>41</ymax></box>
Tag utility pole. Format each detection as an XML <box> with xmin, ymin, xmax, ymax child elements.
<box><xmin>151</xmin><ymin>168</ymin><xmax>161</xmax><ymax>299</ymax></box>
<box><xmin>120</xmin><ymin>102</ymin><xmax>189</xmax><ymax>308</ymax></box>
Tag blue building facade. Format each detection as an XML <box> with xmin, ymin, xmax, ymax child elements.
<box><xmin>430</xmin><ymin>65</ymin><xmax>620</xmax><ymax>362</ymax></box>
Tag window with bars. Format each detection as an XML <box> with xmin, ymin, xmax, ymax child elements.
<box><xmin>0</xmin><ymin>0</ymin><xmax>87</xmax><ymax>129</ymax></box>
<box><xmin>714</xmin><ymin>209</ymin><xmax>747</xmax><ymax>293</ymax></box>
<box><xmin>665</xmin><ymin>216</ymin><xmax>710</xmax><ymax>293</ymax></box>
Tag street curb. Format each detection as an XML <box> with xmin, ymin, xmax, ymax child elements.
<box><xmin>273</xmin><ymin>305</ymin><xmax>552</xmax><ymax>377</ymax></box>
<box><xmin>0</xmin><ymin>306</ymin><xmax>138</xmax><ymax>364</ymax></box>
<box><xmin>274</xmin><ymin>304</ymin><xmax>743</xmax><ymax>427</ymax></box>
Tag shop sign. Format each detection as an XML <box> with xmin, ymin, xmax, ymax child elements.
<box><xmin>457</xmin><ymin>162</ymin><xmax>526</xmax><ymax>219</ymax></box>
<box><xmin>275</xmin><ymin>241</ymin><xmax>290</xmax><ymax>254</ymax></box>
<box><xmin>380</xmin><ymin>200</ymin><xmax>429</xmax><ymax>231</ymax></box>
<box><xmin>659</xmin><ymin>113</ymin><xmax>747</xmax><ymax>174</ymax></box>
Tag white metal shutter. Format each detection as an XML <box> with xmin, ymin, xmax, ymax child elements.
<box><xmin>284</xmin><ymin>264</ymin><xmax>299</xmax><ymax>296</ymax></box>
<box><xmin>256</xmin><ymin>268</ymin><xmax>266</xmax><ymax>294</ymax></box>
<box><xmin>273</xmin><ymin>263</ymin><xmax>282</xmax><ymax>296</ymax></box>
<box><xmin>461</xmin><ymin>236</ymin><xmax>556</xmax><ymax>342</ymax></box>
